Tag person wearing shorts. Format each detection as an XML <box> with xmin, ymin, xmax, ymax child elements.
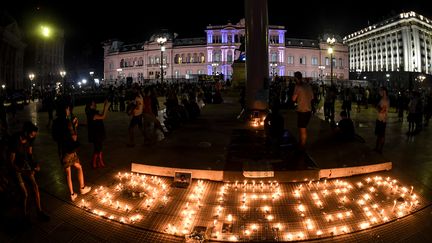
<box><xmin>292</xmin><ymin>71</ymin><xmax>314</xmax><ymax>150</ymax></box>
<box><xmin>58</xmin><ymin>104</ymin><xmax>92</xmax><ymax>201</ymax></box>
<box><xmin>10</xmin><ymin>122</ymin><xmax>50</xmax><ymax>222</ymax></box>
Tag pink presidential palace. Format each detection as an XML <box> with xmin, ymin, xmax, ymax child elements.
<box><xmin>102</xmin><ymin>19</ymin><xmax>349</xmax><ymax>84</ymax></box>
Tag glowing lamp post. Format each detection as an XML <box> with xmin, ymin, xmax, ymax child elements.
<box><xmin>270</xmin><ymin>62</ymin><xmax>278</xmax><ymax>79</ymax></box>
<box><xmin>156</xmin><ymin>37</ymin><xmax>167</xmax><ymax>83</ymax></box>
<box><xmin>40</xmin><ymin>26</ymin><xmax>51</xmax><ymax>38</ymax></box>
<box><xmin>318</xmin><ymin>66</ymin><xmax>325</xmax><ymax>83</ymax></box>
<box><xmin>417</xmin><ymin>75</ymin><xmax>425</xmax><ymax>83</ymax></box>
<box><xmin>60</xmin><ymin>71</ymin><xmax>66</xmax><ymax>93</ymax></box>
<box><xmin>211</xmin><ymin>62</ymin><xmax>219</xmax><ymax>75</ymax></box>
<box><xmin>29</xmin><ymin>73</ymin><xmax>35</xmax><ymax>98</ymax></box>
<box><xmin>327</xmin><ymin>37</ymin><xmax>336</xmax><ymax>85</ymax></box>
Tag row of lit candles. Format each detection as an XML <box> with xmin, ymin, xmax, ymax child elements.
<box><xmin>81</xmin><ymin>173</ymin><xmax>422</xmax><ymax>241</ymax></box>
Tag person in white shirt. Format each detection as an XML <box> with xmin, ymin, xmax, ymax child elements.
<box><xmin>292</xmin><ymin>71</ymin><xmax>314</xmax><ymax>150</ymax></box>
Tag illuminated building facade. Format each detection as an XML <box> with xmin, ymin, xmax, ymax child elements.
<box><xmin>103</xmin><ymin>19</ymin><xmax>349</xmax><ymax>84</ymax></box>
<box><xmin>344</xmin><ymin>11</ymin><xmax>432</xmax><ymax>87</ymax></box>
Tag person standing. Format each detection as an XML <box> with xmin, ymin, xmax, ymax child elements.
<box><xmin>85</xmin><ymin>99</ymin><xmax>110</xmax><ymax>169</ymax></box>
<box><xmin>374</xmin><ymin>87</ymin><xmax>390</xmax><ymax>154</ymax></box>
<box><xmin>292</xmin><ymin>71</ymin><xmax>314</xmax><ymax>150</ymax></box>
<box><xmin>54</xmin><ymin>103</ymin><xmax>92</xmax><ymax>201</ymax></box>
<box><xmin>9</xmin><ymin>122</ymin><xmax>50</xmax><ymax>222</ymax></box>
<box><xmin>127</xmin><ymin>85</ymin><xmax>144</xmax><ymax>147</ymax></box>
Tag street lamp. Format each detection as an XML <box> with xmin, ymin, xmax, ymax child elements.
<box><xmin>417</xmin><ymin>75</ymin><xmax>426</xmax><ymax>82</ymax></box>
<box><xmin>60</xmin><ymin>71</ymin><xmax>66</xmax><ymax>93</ymax></box>
<box><xmin>40</xmin><ymin>26</ymin><xmax>51</xmax><ymax>38</ymax></box>
<box><xmin>356</xmin><ymin>69</ymin><xmax>362</xmax><ymax>80</ymax></box>
<box><xmin>156</xmin><ymin>37</ymin><xmax>167</xmax><ymax>83</ymax></box>
<box><xmin>270</xmin><ymin>62</ymin><xmax>278</xmax><ymax>78</ymax></box>
<box><xmin>29</xmin><ymin>73</ymin><xmax>35</xmax><ymax>99</ymax></box>
<box><xmin>318</xmin><ymin>65</ymin><xmax>325</xmax><ymax>83</ymax></box>
<box><xmin>89</xmin><ymin>71</ymin><xmax>95</xmax><ymax>89</ymax></box>
<box><xmin>327</xmin><ymin>37</ymin><xmax>336</xmax><ymax>85</ymax></box>
<box><xmin>211</xmin><ymin>62</ymin><xmax>219</xmax><ymax>75</ymax></box>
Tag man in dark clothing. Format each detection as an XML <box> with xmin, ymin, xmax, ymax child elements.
<box><xmin>265</xmin><ymin>104</ymin><xmax>285</xmax><ymax>148</ymax></box>
<box><xmin>333</xmin><ymin>111</ymin><xmax>355</xmax><ymax>141</ymax></box>
<box><xmin>9</xmin><ymin>122</ymin><xmax>50</xmax><ymax>222</ymax></box>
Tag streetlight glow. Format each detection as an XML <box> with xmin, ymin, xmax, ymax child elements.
<box><xmin>327</xmin><ymin>37</ymin><xmax>336</xmax><ymax>45</ymax></box>
<box><xmin>40</xmin><ymin>26</ymin><xmax>51</xmax><ymax>37</ymax></box>
<box><xmin>82</xmin><ymin>79</ymin><xmax>87</xmax><ymax>84</ymax></box>
<box><xmin>156</xmin><ymin>37</ymin><xmax>167</xmax><ymax>45</ymax></box>
<box><xmin>327</xmin><ymin>47</ymin><xmax>333</xmax><ymax>54</ymax></box>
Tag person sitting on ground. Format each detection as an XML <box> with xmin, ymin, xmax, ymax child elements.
<box><xmin>264</xmin><ymin>103</ymin><xmax>285</xmax><ymax>147</ymax></box>
<box><xmin>332</xmin><ymin>111</ymin><xmax>355</xmax><ymax>141</ymax></box>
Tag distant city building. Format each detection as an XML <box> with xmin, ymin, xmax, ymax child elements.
<box><xmin>343</xmin><ymin>11</ymin><xmax>432</xmax><ymax>88</ymax></box>
<box><xmin>103</xmin><ymin>19</ymin><xmax>349</xmax><ymax>85</ymax></box>
<box><xmin>0</xmin><ymin>11</ymin><xmax>26</xmax><ymax>89</ymax></box>
<box><xmin>33</xmin><ymin>28</ymin><xmax>65</xmax><ymax>89</ymax></box>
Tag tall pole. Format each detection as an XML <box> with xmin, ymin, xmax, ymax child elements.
<box><xmin>245</xmin><ymin>0</ymin><xmax>269</xmax><ymax>111</ymax></box>
<box><xmin>330</xmin><ymin>53</ymin><xmax>333</xmax><ymax>85</ymax></box>
<box><xmin>160</xmin><ymin>48</ymin><xmax>164</xmax><ymax>83</ymax></box>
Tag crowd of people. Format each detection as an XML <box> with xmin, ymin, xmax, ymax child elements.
<box><xmin>0</xmin><ymin>75</ymin><xmax>430</xmax><ymax>229</ymax></box>
<box><xmin>0</xmin><ymin>80</ymin><xmax>226</xmax><ymax>228</ymax></box>
<box><xmin>266</xmin><ymin>74</ymin><xmax>432</xmax><ymax>154</ymax></box>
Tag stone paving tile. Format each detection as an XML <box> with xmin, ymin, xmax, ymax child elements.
<box><xmin>9</xmin><ymin>227</ymin><xmax>49</xmax><ymax>243</ymax></box>
<box><xmin>69</xmin><ymin>232</ymin><xmax>104</xmax><ymax>243</ymax></box>
<box><xmin>44</xmin><ymin>222</ymin><xmax>83</xmax><ymax>243</ymax></box>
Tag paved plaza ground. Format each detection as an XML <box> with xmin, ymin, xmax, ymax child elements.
<box><xmin>0</xmin><ymin>92</ymin><xmax>432</xmax><ymax>242</ymax></box>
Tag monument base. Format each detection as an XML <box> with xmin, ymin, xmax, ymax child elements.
<box><xmin>231</xmin><ymin>61</ymin><xmax>246</xmax><ymax>88</ymax></box>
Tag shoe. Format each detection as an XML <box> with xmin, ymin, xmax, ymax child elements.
<box><xmin>80</xmin><ymin>186</ymin><xmax>92</xmax><ymax>195</ymax></box>
<box><xmin>71</xmin><ymin>193</ymin><xmax>77</xmax><ymax>201</ymax></box>
<box><xmin>37</xmin><ymin>211</ymin><xmax>51</xmax><ymax>222</ymax></box>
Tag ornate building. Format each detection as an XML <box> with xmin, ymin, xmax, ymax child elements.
<box><xmin>0</xmin><ymin>11</ymin><xmax>26</xmax><ymax>89</ymax></box>
<box><xmin>103</xmin><ymin>19</ymin><xmax>349</xmax><ymax>85</ymax></box>
<box><xmin>343</xmin><ymin>11</ymin><xmax>432</xmax><ymax>87</ymax></box>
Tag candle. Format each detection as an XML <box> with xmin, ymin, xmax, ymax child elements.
<box><xmin>392</xmin><ymin>200</ymin><xmax>397</xmax><ymax>211</ymax></box>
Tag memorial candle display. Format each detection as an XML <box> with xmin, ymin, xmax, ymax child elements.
<box><xmin>74</xmin><ymin>172</ymin><xmax>424</xmax><ymax>241</ymax></box>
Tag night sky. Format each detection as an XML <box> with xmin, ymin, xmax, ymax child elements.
<box><xmin>3</xmin><ymin>0</ymin><xmax>431</xmax><ymax>76</ymax></box>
